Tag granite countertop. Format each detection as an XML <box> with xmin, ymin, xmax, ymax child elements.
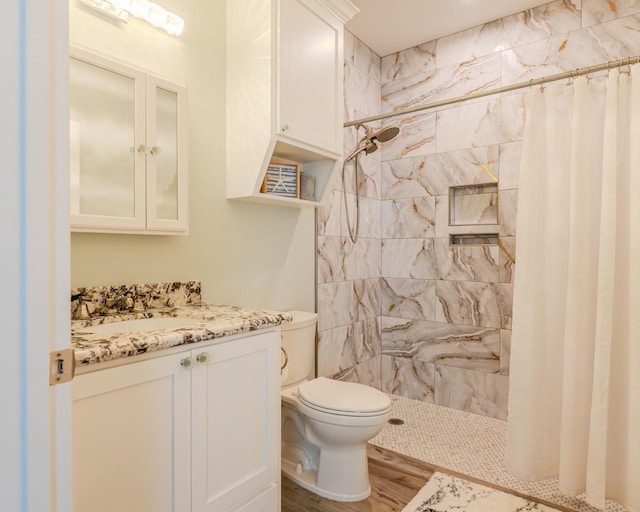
<box><xmin>71</xmin><ymin>303</ymin><xmax>292</xmax><ymax>367</ymax></box>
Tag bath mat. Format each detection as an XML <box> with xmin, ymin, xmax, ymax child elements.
<box><xmin>402</xmin><ymin>472</ymin><xmax>562</xmax><ymax>512</ymax></box>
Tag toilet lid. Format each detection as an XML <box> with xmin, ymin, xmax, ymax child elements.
<box><xmin>298</xmin><ymin>377</ymin><xmax>390</xmax><ymax>415</ymax></box>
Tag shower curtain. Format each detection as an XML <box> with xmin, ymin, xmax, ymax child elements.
<box><xmin>506</xmin><ymin>66</ymin><xmax>640</xmax><ymax>512</ymax></box>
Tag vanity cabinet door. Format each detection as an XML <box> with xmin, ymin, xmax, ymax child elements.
<box><xmin>278</xmin><ymin>0</ymin><xmax>343</xmax><ymax>155</ymax></box>
<box><xmin>233</xmin><ymin>484</ymin><xmax>279</xmax><ymax>512</ymax></box>
<box><xmin>69</xmin><ymin>48</ymin><xmax>146</xmax><ymax>231</ymax></box>
<box><xmin>191</xmin><ymin>330</ymin><xmax>281</xmax><ymax>512</ymax></box>
<box><xmin>72</xmin><ymin>352</ymin><xmax>192</xmax><ymax>512</ymax></box>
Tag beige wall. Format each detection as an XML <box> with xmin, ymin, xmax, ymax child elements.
<box><xmin>69</xmin><ymin>0</ymin><xmax>316</xmax><ymax>311</ymax></box>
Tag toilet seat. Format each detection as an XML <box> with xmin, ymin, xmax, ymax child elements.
<box><xmin>298</xmin><ymin>377</ymin><xmax>390</xmax><ymax>417</ymax></box>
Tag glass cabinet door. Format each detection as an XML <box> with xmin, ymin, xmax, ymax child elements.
<box><xmin>146</xmin><ymin>77</ymin><xmax>188</xmax><ymax>232</ymax></box>
<box><xmin>154</xmin><ymin>87</ymin><xmax>179</xmax><ymax>221</ymax></box>
<box><xmin>69</xmin><ymin>48</ymin><xmax>146</xmax><ymax>230</ymax></box>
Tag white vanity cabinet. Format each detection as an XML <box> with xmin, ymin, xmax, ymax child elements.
<box><xmin>72</xmin><ymin>329</ymin><xmax>280</xmax><ymax>512</ymax></box>
<box><xmin>226</xmin><ymin>0</ymin><xmax>358</xmax><ymax>207</ymax></box>
<box><xmin>69</xmin><ymin>46</ymin><xmax>188</xmax><ymax>234</ymax></box>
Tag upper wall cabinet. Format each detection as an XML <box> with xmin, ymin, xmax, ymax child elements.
<box><xmin>69</xmin><ymin>47</ymin><xmax>188</xmax><ymax>234</ymax></box>
<box><xmin>226</xmin><ymin>0</ymin><xmax>358</xmax><ymax>208</ymax></box>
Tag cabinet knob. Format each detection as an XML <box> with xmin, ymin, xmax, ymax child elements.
<box><xmin>180</xmin><ymin>356</ymin><xmax>194</xmax><ymax>370</ymax></box>
<box><xmin>137</xmin><ymin>144</ymin><xmax>148</xmax><ymax>153</ymax></box>
<box><xmin>196</xmin><ymin>352</ymin><xmax>210</xmax><ymax>365</ymax></box>
<box><xmin>281</xmin><ymin>124</ymin><xmax>289</xmax><ymax>132</ymax></box>
<box><xmin>150</xmin><ymin>145</ymin><xmax>161</xmax><ymax>155</ymax></box>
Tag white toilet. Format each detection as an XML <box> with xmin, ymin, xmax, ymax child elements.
<box><xmin>280</xmin><ymin>311</ymin><xmax>391</xmax><ymax>502</ymax></box>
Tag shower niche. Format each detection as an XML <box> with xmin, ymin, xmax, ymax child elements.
<box><xmin>226</xmin><ymin>0</ymin><xmax>358</xmax><ymax>208</ymax></box>
<box><xmin>448</xmin><ymin>183</ymin><xmax>500</xmax><ymax>246</ymax></box>
<box><xmin>449</xmin><ymin>183</ymin><xmax>498</xmax><ymax>226</ymax></box>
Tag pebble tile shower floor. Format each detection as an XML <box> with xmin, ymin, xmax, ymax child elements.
<box><xmin>370</xmin><ymin>395</ymin><xmax>628</xmax><ymax>512</ymax></box>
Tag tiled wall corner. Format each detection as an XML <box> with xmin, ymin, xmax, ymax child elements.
<box><xmin>434</xmin><ymin>365</ymin><xmax>509</xmax><ymax>420</ymax></box>
<box><xmin>316</xmin><ymin>34</ymin><xmax>383</xmax><ymax>385</ymax></box>
<box><xmin>335</xmin><ymin>354</ymin><xmax>382</xmax><ymax>389</ymax></box>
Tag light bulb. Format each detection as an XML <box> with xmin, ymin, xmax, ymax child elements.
<box><xmin>80</xmin><ymin>0</ymin><xmax>128</xmax><ymax>21</ymax></box>
<box><xmin>127</xmin><ymin>0</ymin><xmax>150</xmax><ymax>18</ymax></box>
<box><xmin>147</xmin><ymin>3</ymin><xmax>168</xmax><ymax>27</ymax></box>
<box><xmin>164</xmin><ymin>13</ymin><xmax>184</xmax><ymax>35</ymax></box>
<box><xmin>107</xmin><ymin>0</ymin><xmax>130</xmax><ymax>10</ymax></box>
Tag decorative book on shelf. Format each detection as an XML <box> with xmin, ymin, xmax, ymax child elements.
<box><xmin>261</xmin><ymin>158</ymin><xmax>300</xmax><ymax>199</ymax></box>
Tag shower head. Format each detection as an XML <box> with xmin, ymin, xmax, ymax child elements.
<box><xmin>345</xmin><ymin>123</ymin><xmax>400</xmax><ymax>161</ymax></box>
<box><xmin>372</xmin><ymin>126</ymin><xmax>400</xmax><ymax>143</ymax></box>
<box><xmin>359</xmin><ymin>124</ymin><xmax>400</xmax><ymax>144</ymax></box>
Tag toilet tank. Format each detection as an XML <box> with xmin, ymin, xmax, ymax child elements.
<box><xmin>280</xmin><ymin>311</ymin><xmax>317</xmax><ymax>388</ymax></box>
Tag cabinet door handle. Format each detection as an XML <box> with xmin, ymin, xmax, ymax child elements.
<box><xmin>281</xmin><ymin>124</ymin><xmax>289</xmax><ymax>132</ymax></box>
<box><xmin>196</xmin><ymin>352</ymin><xmax>210</xmax><ymax>365</ymax></box>
<box><xmin>180</xmin><ymin>356</ymin><xmax>194</xmax><ymax>370</ymax></box>
<box><xmin>137</xmin><ymin>144</ymin><xmax>148</xmax><ymax>153</ymax></box>
<box><xmin>150</xmin><ymin>145</ymin><xmax>161</xmax><ymax>155</ymax></box>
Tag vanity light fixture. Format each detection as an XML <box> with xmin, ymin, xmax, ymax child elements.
<box><xmin>80</xmin><ymin>0</ymin><xmax>184</xmax><ymax>35</ymax></box>
<box><xmin>80</xmin><ymin>0</ymin><xmax>129</xmax><ymax>22</ymax></box>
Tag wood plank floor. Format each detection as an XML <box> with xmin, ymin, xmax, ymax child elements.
<box><xmin>281</xmin><ymin>444</ymin><xmax>576</xmax><ymax>512</ymax></box>
<box><xmin>281</xmin><ymin>444</ymin><xmax>436</xmax><ymax>512</ymax></box>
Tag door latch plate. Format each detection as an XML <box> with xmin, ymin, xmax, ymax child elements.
<box><xmin>49</xmin><ymin>348</ymin><xmax>76</xmax><ymax>385</ymax></box>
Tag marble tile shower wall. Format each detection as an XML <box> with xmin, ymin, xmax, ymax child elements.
<box><xmin>317</xmin><ymin>30</ymin><xmax>383</xmax><ymax>388</ymax></box>
<box><xmin>317</xmin><ymin>0</ymin><xmax>640</xmax><ymax>420</ymax></box>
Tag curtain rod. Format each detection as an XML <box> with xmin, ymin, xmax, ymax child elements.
<box><xmin>344</xmin><ymin>55</ymin><xmax>640</xmax><ymax>127</ymax></box>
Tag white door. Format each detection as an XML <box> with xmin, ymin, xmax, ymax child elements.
<box><xmin>1</xmin><ymin>1</ymin><xmax>71</xmax><ymax>510</ymax></box>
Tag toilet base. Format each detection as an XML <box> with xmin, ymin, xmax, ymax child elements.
<box><xmin>281</xmin><ymin>458</ymin><xmax>371</xmax><ymax>502</ymax></box>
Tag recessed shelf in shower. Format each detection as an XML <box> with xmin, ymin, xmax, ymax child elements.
<box><xmin>450</xmin><ymin>233</ymin><xmax>499</xmax><ymax>245</ymax></box>
<box><xmin>449</xmin><ymin>183</ymin><xmax>499</xmax><ymax>226</ymax></box>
